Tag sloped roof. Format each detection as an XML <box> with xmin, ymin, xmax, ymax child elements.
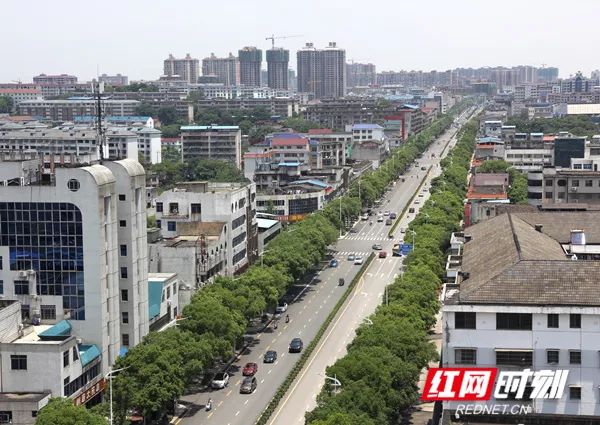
<box><xmin>515</xmin><ymin>211</ymin><xmax>600</xmax><ymax>244</ymax></box>
<box><xmin>78</xmin><ymin>344</ymin><xmax>101</xmax><ymax>367</ymax></box>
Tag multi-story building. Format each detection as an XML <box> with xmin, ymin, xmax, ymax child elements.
<box><xmin>180</xmin><ymin>125</ymin><xmax>241</xmax><ymax>168</ymax></box>
<box><xmin>194</xmin><ymin>97</ymin><xmax>298</xmax><ymax>117</ymax></box>
<box><xmin>464</xmin><ymin>172</ymin><xmax>510</xmax><ymax>226</ymax></box>
<box><xmin>194</xmin><ymin>85</ymin><xmax>292</xmax><ymax>101</ymax></box>
<box><xmin>504</xmin><ymin>132</ymin><xmax>555</xmax><ymax>172</ymax></box>
<box><xmin>560</xmin><ymin>72</ymin><xmax>599</xmax><ymax>94</ymax></box>
<box><xmin>238</xmin><ymin>47</ymin><xmax>262</xmax><ymax>87</ymax></box>
<box><xmin>97</xmin><ymin>73</ymin><xmax>128</xmax><ymax>87</ymax></box>
<box><xmin>0</xmin><ymin>87</ymin><xmax>42</xmax><ymax>105</ymax></box>
<box><xmin>0</xmin><ymin>158</ymin><xmax>149</xmax><ymax>421</ymax></box>
<box><xmin>442</xmin><ymin>211</ymin><xmax>600</xmax><ymax>424</ymax></box>
<box><xmin>202</xmin><ymin>53</ymin><xmax>240</xmax><ymax>86</ymax></box>
<box><xmin>163</xmin><ymin>53</ymin><xmax>200</xmax><ymax>84</ymax></box>
<box><xmin>17</xmin><ymin>99</ymin><xmax>140</xmax><ymax>121</ymax></box>
<box><xmin>297</xmin><ymin>42</ymin><xmax>346</xmax><ymax>99</ymax></box>
<box><xmin>305</xmin><ymin>129</ymin><xmax>349</xmax><ymax>168</ymax></box>
<box><xmin>266</xmin><ymin>48</ymin><xmax>289</xmax><ymax>90</ymax></box>
<box><xmin>153</xmin><ymin>181</ymin><xmax>257</xmax><ymax>275</ymax></box>
<box><xmin>346</xmin><ymin>62</ymin><xmax>376</xmax><ymax>87</ymax></box>
<box><xmin>33</xmin><ymin>74</ymin><xmax>78</xmax><ymax>86</ymax></box>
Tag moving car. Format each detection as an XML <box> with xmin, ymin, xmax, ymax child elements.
<box><xmin>418</xmin><ymin>194</ymin><xmax>424</xmax><ymax>197</ymax></box>
<box><xmin>377</xmin><ymin>215</ymin><xmax>384</xmax><ymax>222</ymax></box>
<box><xmin>383</xmin><ymin>211</ymin><xmax>390</xmax><ymax>216</ymax></box>
<box><xmin>329</xmin><ymin>259</ymin><xmax>338</xmax><ymax>268</ymax></box>
<box><xmin>242</xmin><ymin>362</ymin><xmax>258</xmax><ymax>376</ymax></box>
<box><xmin>379</xmin><ymin>251</ymin><xmax>388</xmax><ymax>258</ymax></box>
<box><xmin>354</xmin><ymin>256</ymin><xmax>364</xmax><ymax>265</ymax></box>
<box><xmin>400</xmin><ymin>228</ymin><xmax>406</xmax><ymax>234</ymax></box>
<box><xmin>289</xmin><ymin>338</ymin><xmax>304</xmax><ymax>353</ymax></box>
<box><xmin>211</xmin><ymin>372</ymin><xmax>230</xmax><ymax>389</ymax></box>
<box><xmin>338</xmin><ymin>278</ymin><xmax>345</xmax><ymax>286</ymax></box>
<box><xmin>240</xmin><ymin>376</ymin><xmax>257</xmax><ymax>394</ymax></box>
<box><xmin>347</xmin><ymin>254</ymin><xmax>355</xmax><ymax>261</ymax></box>
<box><xmin>414</xmin><ymin>200</ymin><xmax>421</xmax><ymax>205</ymax></box>
<box><xmin>389</xmin><ymin>212</ymin><xmax>397</xmax><ymax>219</ymax></box>
<box><xmin>361</xmin><ymin>214</ymin><xmax>368</xmax><ymax>221</ymax></box>
<box><xmin>421</xmin><ymin>166</ymin><xmax>427</xmax><ymax>170</ymax></box>
<box><xmin>408</xmin><ymin>207</ymin><xmax>415</xmax><ymax>213</ymax></box>
<box><xmin>275</xmin><ymin>301</ymin><xmax>288</xmax><ymax>313</ymax></box>
<box><xmin>372</xmin><ymin>244</ymin><xmax>383</xmax><ymax>250</ymax></box>
<box><xmin>385</xmin><ymin>218</ymin><xmax>393</xmax><ymax>225</ymax></box>
<box><xmin>263</xmin><ymin>350</ymin><xmax>277</xmax><ymax>363</ymax></box>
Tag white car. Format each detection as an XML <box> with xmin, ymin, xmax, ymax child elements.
<box><xmin>383</xmin><ymin>211</ymin><xmax>390</xmax><ymax>216</ymax></box>
<box><xmin>211</xmin><ymin>372</ymin><xmax>230</xmax><ymax>389</ymax></box>
<box><xmin>377</xmin><ymin>215</ymin><xmax>384</xmax><ymax>222</ymax></box>
<box><xmin>414</xmin><ymin>200</ymin><xmax>421</xmax><ymax>204</ymax></box>
<box><xmin>354</xmin><ymin>257</ymin><xmax>364</xmax><ymax>265</ymax></box>
<box><xmin>276</xmin><ymin>301</ymin><xmax>288</xmax><ymax>313</ymax></box>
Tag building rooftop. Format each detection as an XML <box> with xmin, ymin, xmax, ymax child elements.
<box><xmin>78</xmin><ymin>344</ymin><xmax>101</xmax><ymax>367</ymax></box>
<box><xmin>352</xmin><ymin>124</ymin><xmax>384</xmax><ymax>130</ymax></box>
<box><xmin>176</xmin><ymin>221</ymin><xmax>226</xmax><ymax>237</ymax></box>
<box><xmin>148</xmin><ymin>272</ymin><xmax>178</xmax><ymax>283</ymax></box>
<box><xmin>180</xmin><ymin>125</ymin><xmax>239</xmax><ymax>131</ymax></box>
<box><xmin>0</xmin><ymin>392</ymin><xmax>50</xmax><ymax>403</ymax></box>
<box><xmin>257</xmin><ymin>217</ymin><xmax>279</xmax><ymax>229</ymax></box>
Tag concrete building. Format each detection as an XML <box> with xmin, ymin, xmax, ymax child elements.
<box><xmin>306</xmin><ymin>129</ymin><xmax>349</xmax><ymax>168</ymax></box>
<box><xmin>504</xmin><ymin>132</ymin><xmax>555</xmax><ymax>172</ymax></box>
<box><xmin>346</xmin><ymin>62</ymin><xmax>376</xmax><ymax>87</ymax></box>
<box><xmin>0</xmin><ymin>158</ymin><xmax>149</xmax><ymax>420</ymax></box>
<box><xmin>202</xmin><ymin>53</ymin><xmax>240</xmax><ymax>86</ymax></box>
<box><xmin>163</xmin><ymin>53</ymin><xmax>199</xmax><ymax>84</ymax></box>
<box><xmin>0</xmin><ymin>87</ymin><xmax>42</xmax><ymax>105</ymax></box>
<box><xmin>180</xmin><ymin>125</ymin><xmax>241</xmax><ymax>168</ymax></box>
<box><xmin>33</xmin><ymin>74</ymin><xmax>78</xmax><ymax>86</ymax></box>
<box><xmin>153</xmin><ymin>181</ymin><xmax>257</xmax><ymax>275</ymax></box>
<box><xmin>442</xmin><ymin>211</ymin><xmax>600</xmax><ymax>424</ymax></box>
<box><xmin>238</xmin><ymin>47</ymin><xmax>262</xmax><ymax>87</ymax></box>
<box><xmin>266</xmin><ymin>48</ymin><xmax>289</xmax><ymax>90</ymax></box>
<box><xmin>194</xmin><ymin>97</ymin><xmax>298</xmax><ymax>117</ymax></box>
<box><xmin>464</xmin><ymin>173</ymin><xmax>510</xmax><ymax>226</ymax></box>
<box><xmin>147</xmin><ymin>273</ymin><xmax>180</xmax><ymax>330</ymax></box>
<box><xmin>297</xmin><ymin>42</ymin><xmax>346</xmax><ymax>99</ymax></box>
<box><xmin>97</xmin><ymin>74</ymin><xmax>128</xmax><ymax>87</ymax></box>
<box><xmin>17</xmin><ymin>99</ymin><xmax>140</xmax><ymax>122</ymax></box>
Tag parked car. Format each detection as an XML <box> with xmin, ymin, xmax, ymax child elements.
<box><xmin>389</xmin><ymin>212</ymin><xmax>397</xmax><ymax>219</ymax></box>
<box><xmin>289</xmin><ymin>338</ymin><xmax>304</xmax><ymax>353</ymax></box>
<box><xmin>347</xmin><ymin>254</ymin><xmax>355</xmax><ymax>261</ymax></box>
<box><xmin>379</xmin><ymin>251</ymin><xmax>388</xmax><ymax>258</ymax></box>
<box><xmin>414</xmin><ymin>200</ymin><xmax>420</xmax><ymax>205</ymax></box>
<box><xmin>354</xmin><ymin>256</ymin><xmax>364</xmax><ymax>265</ymax></box>
<box><xmin>329</xmin><ymin>259</ymin><xmax>338</xmax><ymax>268</ymax></box>
<box><xmin>421</xmin><ymin>166</ymin><xmax>427</xmax><ymax>170</ymax></box>
<box><xmin>385</xmin><ymin>218</ymin><xmax>393</xmax><ymax>225</ymax></box>
<box><xmin>211</xmin><ymin>372</ymin><xmax>230</xmax><ymax>389</ymax></box>
<box><xmin>377</xmin><ymin>215</ymin><xmax>384</xmax><ymax>222</ymax></box>
<box><xmin>408</xmin><ymin>207</ymin><xmax>415</xmax><ymax>213</ymax></box>
<box><xmin>361</xmin><ymin>214</ymin><xmax>368</xmax><ymax>221</ymax></box>
<box><xmin>418</xmin><ymin>194</ymin><xmax>424</xmax><ymax>197</ymax></box>
<box><xmin>400</xmin><ymin>228</ymin><xmax>406</xmax><ymax>234</ymax></box>
<box><xmin>263</xmin><ymin>350</ymin><xmax>277</xmax><ymax>363</ymax></box>
<box><xmin>242</xmin><ymin>362</ymin><xmax>258</xmax><ymax>376</ymax></box>
<box><xmin>275</xmin><ymin>301</ymin><xmax>288</xmax><ymax>313</ymax></box>
<box><xmin>240</xmin><ymin>376</ymin><xmax>258</xmax><ymax>394</ymax></box>
<box><xmin>372</xmin><ymin>244</ymin><xmax>383</xmax><ymax>250</ymax></box>
<box><xmin>383</xmin><ymin>211</ymin><xmax>390</xmax><ymax>216</ymax></box>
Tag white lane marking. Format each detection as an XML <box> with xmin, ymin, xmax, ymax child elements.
<box><xmin>235</xmin><ymin>411</ymin><xmax>240</xmax><ymax>416</ymax></box>
<box><xmin>244</xmin><ymin>400</ymin><xmax>249</xmax><ymax>405</ymax></box>
<box><xmin>261</xmin><ymin>379</ymin><xmax>265</xmax><ymax>383</ymax></box>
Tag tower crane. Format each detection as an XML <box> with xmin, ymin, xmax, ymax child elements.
<box><xmin>265</xmin><ymin>34</ymin><xmax>303</xmax><ymax>49</ymax></box>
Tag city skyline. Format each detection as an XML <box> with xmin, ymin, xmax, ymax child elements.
<box><xmin>1</xmin><ymin>0</ymin><xmax>599</xmax><ymax>82</ymax></box>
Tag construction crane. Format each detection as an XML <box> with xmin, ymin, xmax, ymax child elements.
<box><xmin>265</xmin><ymin>34</ymin><xmax>303</xmax><ymax>49</ymax></box>
<box><xmin>11</xmin><ymin>79</ymin><xmax>22</xmax><ymax>84</ymax></box>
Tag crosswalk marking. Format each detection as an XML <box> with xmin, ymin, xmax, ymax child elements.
<box><xmin>337</xmin><ymin>251</ymin><xmax>370</xmax><ymax>256</ymax></box>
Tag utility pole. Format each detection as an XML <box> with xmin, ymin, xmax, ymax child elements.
<box><xmin>95</xmin><ymin>81</ymin><xmax>105</xmax><ymax>163</ymax></box>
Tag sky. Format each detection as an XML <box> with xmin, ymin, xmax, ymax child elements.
<box><xmin>2</xmin><ymin>0</ymin><xmax>599</xmax><ymax>83</ymax></box>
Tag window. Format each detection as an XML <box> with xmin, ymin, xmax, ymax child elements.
<box><xmin>73</xmin><ymin>347</ymin><xmax>79</xmax><ymax>361</ymax></box>
<box><xmin>21</xmin><ymin>305</ymin><xmax>30</xmax><ymax>321</ymax></box>
<box><xmin>119</xmin><ymin>194</ymin><xmax>126</xmax><ymax>201</ymax></box>
<box><xmin>10</xmin><ymin>355</ymin><xmax>27</xmax><ymax>370</ymax></box>
<box><xmin>547</xmin><ymin>314</ymin><xmax>559</xmax><ymax>328</ymax></box>
<box><xmin>156</xmin><ymin>202</ymin><xmax>163</xmax><ymax>213</ymax></box>
<box><xmin>0</xmin><ymin>256</ymin><xmax>2</xmax><ymax>269</ymax></box>
<box><xmin>169</xmin><ymin>203</ymin><xmax>179</xmax><ymax>214</ymax></box>
<box><xmin>570</xmin><ymin>351</ymin><xmax>581</xmax><ymax>365</ymax></box>
<box><xmin>547</xmin><ymin>350</ymin><xmax>559</xmax><ymax>364</ymax></box>
<box><xmin>496</xmin><ymin>313</ymin><xmax>532</xmax><ymax>330</ymax></box>
<box><xmin>191</xmin><ymin>203</ymin><xmax>201</xmax><ymax>214</ymax></box>
<box><xmin>121</xmin><ymin>289</ymin><xmax>128</xmax><ymax>301</ymax></box>
<box><xmin>455</xmin><ymin>312</ymin><xmax>476</xmax><ymax>329</ymax></box>
<box><xmin>120</xmin><ymin>245</ymin><xmax>127</xmax><ymax>256</ymax></box>
<box><xmin>545</xmin><ymin>179</ymin><xmax>553</xmax><ymax>187</ymax></box>
<box><xmin>455</xmin><ymin>349</ymin><xmax>477</xmax><ymax>365</ymax></box>
<box><xmin>572</xmin><ymin>180</ymin><xmax>580</xmax><ymax>187</ymax></box>
<box><xmin>586</xmin><ymin>180</ymin><xmax>593</xmax><ymax>187</ymax></box>
<box><xmin>119</xmin><ymin>220</ymin><xmax>126</xmax><ymax>227</ymax></box>
<box><xmin>14</xmin><ymin>280</ymin><xmax>29</xmax><ymax>295</ymax></box>
<box><xmin>122</xmin><ymin>312</ymin><xmax>129</xmax><ymax>324</ymax></box>
<box><xmin>173</xmin><ymin>283</ymin><xmax>177</xmax><ymax>294</ymax></box>
<box><xmin>570</xmin><ymin>314</ymin><xmax>581</xmax><ymax>329</ymax></box>
<box><xmin>67</xmin><ymin>179</ymin><xmax>80</xmax><ymax>192</ymax></box>
<box><xmin>168</xmin><ymin>221</ymin><xmax>176</xmax><ymax>231</ymax></box>
<box><xmin>167</xmin><ymin>286</ymin><xmax>171</xmax><ymax>299</ymax></box>
<box><xmin>570</xmin><ymin>387</ymin><xmax>581</xmax><ymax>400</ymax></box>
<box><xmin>545</xmin><ymin>192</ymin><xmax>553</xmax><ymax>199</ymax></box>
<box><xmin>496</xmin><ymin>350</ymin><xmax>532</xmax><ymax>367</ymax></box>
<box><xmin>64</xmin><ymin>377</ymin><xmax>70</xmax><ymax>386</ymax></box>
<box><xmin>63</xmin><ymin>350</ymin><xmax>69</xmax><ymax>367</ymax></box>
<box><xmin>41</xmin><ymin>305</ymin><xmax>56</xmax><ymax>320</ymax></box>
<box><xmin>120</xmin><ymin>267</ymin><xmax>128</xmax><ymax>279</ymax></box>
<box><xmin>122</xmin><ymin>334</ymin><xmax>130</xmax><ymax>347</ymax></box>
<box><xmin>558</xmin><ymin>192</ymin><xmax>565</xmax><ymax>199</ymax></box>
<box><xmin>0</xmin><ymin>280</ymin><xmax>3</xmax><ymax>295</ymax></box>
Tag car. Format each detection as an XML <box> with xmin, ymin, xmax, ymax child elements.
<box><xmin>379</xmin><ymin>251</ymin><xmax>388</xmax><ymax>258</ymax></box>
<box><xmin>361</xmin><ymin>214</ymin><xmax>368</xmax><ymax>221</ymax></box>
<box><xmin>289</xmin><ymin>338</ymin><xmax>304</xmax><ymax>353</ymax></box>
<box><xmin>418</xmin><ymin>194</ymin><xmax>424</xmax><ymax>197</ymax></box>
<box><xmin>389</xmin><ymin>212</ymin><xmax>397</xmax><ymax>219</ymax></box>
<box><xmin>372</xmin><ymin>244</ymin><xmax>383</xmax><ymax>250</ymax></box>
<box><xmin>211</xmin><ymin>372</ymin><xmax>230</xmax><ymax>389</ymax></box>
<box><xmin>383</xmin><ymin>211</ymin><xmax>390</xmax><ymax>216</ymax></box>
<box><xmin>414</xmin><ymin>200</ymin><xmax>421</xmax><ymax>205</ymax></box>
<box><xmin>240</xmin><ymin>376</ymin><xmax>258</xmax><ymax>394</ymax></box>
<box><xmin>421</xmin><ymin>166</ymin><xmax>427</xmax><ymax>171</ymax></box>
<box><xmin>400</xmin><ymin>228</ymin><xmax>406</xmax><ymax>234</ymax></box>
<box><xmin>329</xmin><ymin>259</ymin><xmax>338</xmax><ymax>267</ymax></box>
<box><xmin>347</xmin><ymin>254</ymin><xmax>355</xmax><ymax>261</ymax></box>
<box><xmin>349</xmin><ymin>228</ymin><xmax>358</xmax><ymax>233</ymax></box>
<box><xmin>275</xmin><ymin>301</ymin><xmax>288</xmax><ymax>313</ymax></box>
<box><xmin>354</xmin><ymin>256</ymin><xmax>364</xmax><ymax>265</ymax></box>
<box><xmin>263</xmin><ymin>350</ymin><xmax>277</xmax><ymax>363</ymax></box>
<box><xmin>242</xmin><ymin>362</ymin><xmax>258</xmax><ymax>376</ymax></box>
<box><xmin>377</xmin><ymin>216</ymin><xmax>384</xmax><ymax>222</ymax></box>
<box><xmin>385</xmin><ymin>218</ymin><xmax>393</xmax><ymax>225</ymax></box>
<box><xmin>408</xmin><ymin>207</ymin><xmax>415</xmax><ymax>213</ymax></box>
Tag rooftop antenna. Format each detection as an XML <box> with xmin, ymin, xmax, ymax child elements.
<box><xmin>94</xmin><ymin>81</ymin><xmax>105</xmax><ymax>163</ymax></box>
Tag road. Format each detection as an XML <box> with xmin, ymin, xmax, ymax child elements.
<box><xmin>177</xmin><ymin>108</ymin><xmax>477</xmax><ymax>425</ymax></box>
<box><xmin>268</xmin><ymin>108</ymin><xmax>477</xmax><ymax>425</ymax></box>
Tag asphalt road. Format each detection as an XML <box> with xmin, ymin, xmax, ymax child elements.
<box><xmin>177</xmin><ymin>108</ymin><xmax>477</xmax><ymax>425</ymax></box>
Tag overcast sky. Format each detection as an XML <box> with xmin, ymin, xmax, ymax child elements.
<box><xmin>2</xmin><ymin>0</ymin><xmax>598</xmax><ymax>82</ymax></box>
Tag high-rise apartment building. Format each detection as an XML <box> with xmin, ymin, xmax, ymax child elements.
<box><xmin>97</xmin><ymin>73</ymin><xmax>129</xmax><ymax>87</ymax></box>
<box><xmin>346</xmin><ymin>62</ymin><xmax>376</xmax><ymax>87</ymax></box>
<box><xmin>238</xmin><ymin>47</ymin><xmax>262</xmax><ymax>87</ymax></box>
<box><xmin>297</xmin><ymin>42</ymin><xmax>346</xmax><ymax>99</ymax></box>
<box><xmin>202</xmin><ymin>53</ymin><xmax>240</xmax><ymax>86</ymax></box>
<box><xmin>33</xmin><ymin>74</ymin><xmax>78</xmax><ymax>86</ymax></box>
<box><xmin>266</xmin><ymin>48</ymin><xmax>289</xmax><ymax>90</ymax></box>
<box><xmin>163</xmin><ymin>53</ymin><xmax>199</xmax><ymax>84</ymax></box>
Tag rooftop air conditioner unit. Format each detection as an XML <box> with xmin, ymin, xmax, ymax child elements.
<box><xmin>18</xmin><ymin>271</ymin><xmax>27</xmax><ymax>278</ymax></box>
<box><xmin>571</xmin><ymin>187</ymin><xmax>578</xmax><ymax>192</ymax></box>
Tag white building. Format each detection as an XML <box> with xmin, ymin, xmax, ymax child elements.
<box><xmin>180</xmin><ymin>125</ymin><xmax>242</xmax><ymax>169</ymax></box>
<box><xmin>0</xmin><ymin>158</ymin><xmax>149</xmax><ymax>420</ymax></box>
<box><xmin>147</xmin><ymin>273</ymin><xmax>180</xmax><ymax>330</ymax></box>
<box><xmin>442</xmin><ymin>211</ymin><xmax>600</xmax><ymax>424</ymax></box>
<box><xmin>347</xmin><ymin>123</ymin><xmax>386</xmax><ymax>142</ymax></box>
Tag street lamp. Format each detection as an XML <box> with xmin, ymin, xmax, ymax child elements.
<box><xmin>107</xmin><ymin>366</ymin><xmax>131</xmax><ymax>425</ymax></box>
<box><xmin>362</xmin><ymin>317</ymin><xmax>373</xmax><ymax>325</ymax></box>
<box><xmin>323</xmin><ymin>374</ymin><xmax>342</xmax><ymax>392</ymax></box>
<box><xmin>159</xmin><ymin>316</ymin><xmax>188</xmax><ymax>332</ymax></box>
<box><xmin>409</xmin><ymin>229</ymin><xmax>416</xmax><ymax>250</ymax></box>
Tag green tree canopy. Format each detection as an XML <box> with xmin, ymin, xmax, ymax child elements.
<box><xmin>0</xmin><ymin>95</ymin><xmax>14</xmax><ymax>113</ymax></box>
<box><xmin>35</xmin><ymin>398</ymin><xmax>107</xmax><ymax>425</ymax></box>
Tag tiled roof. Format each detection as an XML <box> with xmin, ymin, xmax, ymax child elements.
<box><xmin>515</xmin><ymin>211</ymin><xmax>600</xmax><ymax>244</ymax></box>
<box><xmin>272</xmin><ymin>137</ymin><xmax>308</xmax><ymax>147</ymax></box>
<box><xmin>307</xmin><ymin>129</ymin><xmax>332</xmax><ymax>134</ymax></box>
